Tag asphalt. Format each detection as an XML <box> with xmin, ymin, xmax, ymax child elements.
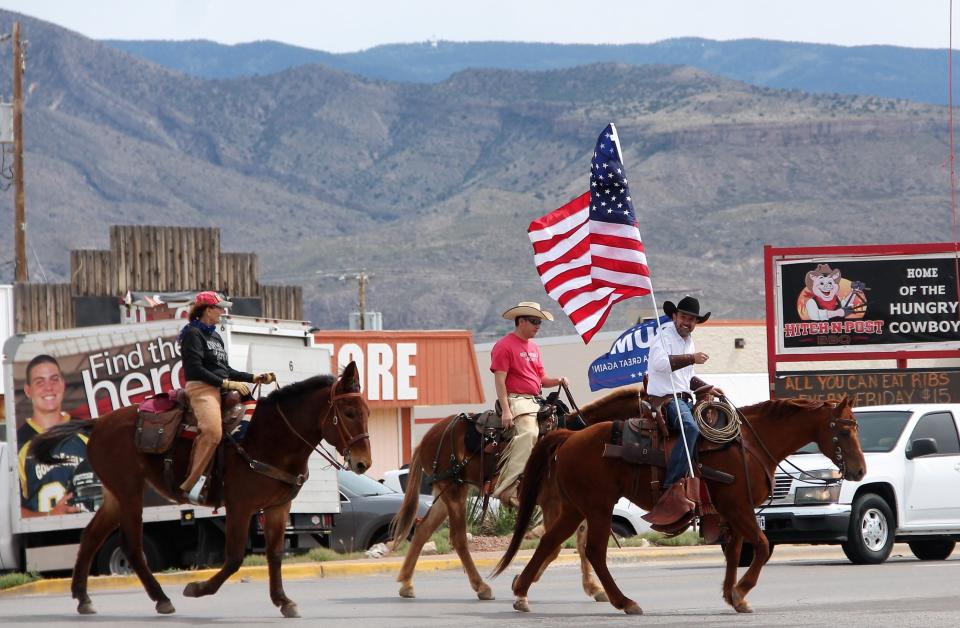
<box><xmin>0</xmin><ymin>543</ymin><xmax>849</xmax><ymax>598</ymax></box>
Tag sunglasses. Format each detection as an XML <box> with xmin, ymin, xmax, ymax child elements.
<box><xmin>523</xmin><ymin>317</ymin><xmax>543</xmax><ymax>326</ymax></box>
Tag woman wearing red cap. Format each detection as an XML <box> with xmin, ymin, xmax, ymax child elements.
<box><xmin>176</xmin><ymin>291</ymin><xmax>275</xmax><ymax>503</ymax></box>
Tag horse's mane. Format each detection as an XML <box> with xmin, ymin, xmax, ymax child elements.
<box><xmin>579</xmin><ymin>385</ymin><xmax>643</xmax><ymax>413</ymax></box>
<box><xmin>259</xmin><ymin>374</ymin><xmax>336</xmax><ymax>405</ymax></box>
<box><xmin>740</xmin><ymin>397</ymin><xmax>829</xmax><ymax>421</ymax></box>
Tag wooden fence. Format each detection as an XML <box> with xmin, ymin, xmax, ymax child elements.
<box><xmin>15</xmin><ymin>225</ymin><xmax>302</xmax><ymax>333</ymax></box>
<box><xmin>14</xmin><ymin>283</ymin><xmax>74</xmax><ymax>333</ymax></box>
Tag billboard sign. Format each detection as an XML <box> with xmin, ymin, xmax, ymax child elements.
<box><xmin>773</xmin><ymin>249</ymin><xmax>960</xmax><ymax>356</ymax></box>
<box><xmin>775</xmin><ymin>368</ymin><xmax>960</xmax><ymax>406</ymax></box>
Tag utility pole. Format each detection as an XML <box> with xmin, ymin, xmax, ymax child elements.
<box><xmin>12</xmin><ymin>22</ymin><xmax>26</xmax><ymax>283</ymax></box>
<box><xmin>357</xmin><ymin>271</ymin><xmax>368</xmax><ymax>330</ymax></box>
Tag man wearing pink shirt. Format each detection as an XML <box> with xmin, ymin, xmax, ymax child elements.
<box><xmin>490</xmin><ymin>301</ymin><xmax>568</xmax><ymax>508</ymax></box>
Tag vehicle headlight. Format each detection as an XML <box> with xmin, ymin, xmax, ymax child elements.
<box><xmin>806</xmin><ymin>468</ymin><xmax>842</xmax><ymax>481</ymax></box>
<box><xmin>794</xmin><ymin>485</ymin><xmax>841</xmax><ymax>504</ymax></box>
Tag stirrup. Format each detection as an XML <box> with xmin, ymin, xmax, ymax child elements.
<box><xmin>185</xmin><ymin>476</ymin><xmax>207</xmax><ymax>505</ymax></box>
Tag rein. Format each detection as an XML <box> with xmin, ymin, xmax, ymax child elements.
<box><xmin>738</xmin><ymin>402</ymin><xmax>857</xmax><ymax>489</ymax></box>
<box><xmin>243</xmin><ymin>376</ymin><xmax>370</xmax><ymax>483</ymax></box>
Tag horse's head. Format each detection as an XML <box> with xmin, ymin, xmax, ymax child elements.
<box><xmin>812</xmin><ymin>396</ymin><xmax>866</xmax><ymax>482</ymax></box>
<box><xmin>323</xmin><ymin>361</ymin><xmax>373</xmax><ymax>475</ymax></box>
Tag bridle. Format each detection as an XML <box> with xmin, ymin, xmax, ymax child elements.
<box><xmin>825</xmin><ymin>411</ymin><xmax>859</xmax><ymax>478</ymax></box>
<box><xmin>274</xmin><ymin>374</ymin><xmax>370</xmax><ymax>469</ymax></box>
<box><xmin>745</xmin><ymin>401</ymin><xmax>859</xmax><ymax>485</ymax></box>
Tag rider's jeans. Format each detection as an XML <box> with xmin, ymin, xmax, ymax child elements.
<box><xmin>663</xmin><ymin>398</ymin><xmax>699</xmax><ymax>489</ymax></box>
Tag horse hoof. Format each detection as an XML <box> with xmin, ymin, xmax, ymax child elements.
<box><xmin>399</xmin><ymin>584</ymin><xmax>416</xmax><ymax>598</ymax></box>
<box><xmin>731</xmin><ymin>590</ymin><xmax>753</xmax><ymax>613</ymax></box>
<box><xmin>513</xmin><ymin>599</ymin><xmax>530</xmax><ymax>612</ymax></box>
<box><xmin>77</xmin><ymin>602</ymin><xmax>97</xmax><ymax>615</ymax></box>
<box><xmin>623</xmin><ymin>602</ymin><xmax>643</xmax><ymax>615</ymax></box>
<box><xmin>183</xmin><ymin>582</ymin><xmax>203</xmax><ymax>598</ymax></box>
<box><xmin>156</xmin><ymin>600</ymin><xmax>176</xmax><ymax>614</ymax></box>
<box><xmin>477</xmin><ymin>584</ymin><xmax>495</xmax><ymax>601</ymax></box>
<box><xmin>280</xmin><ymin>602</ymin><xmax>300</xmax><ymax>618</ymax></box>
<box><xmin>592</xmin><ymin>590</ymin><xmax>609</xmax><ymax>603</ymax></box>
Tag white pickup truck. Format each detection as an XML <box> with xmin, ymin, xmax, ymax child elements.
<box><xmin>756</xmin><ymin>403</ymin><xmax>960</xmax><ymax>564</ymax></box>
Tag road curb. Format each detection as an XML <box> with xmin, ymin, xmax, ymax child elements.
<box><xmin>0</xmin><ymin>544</ymin><xmax>843</xmax><ymax>598</ymax></box>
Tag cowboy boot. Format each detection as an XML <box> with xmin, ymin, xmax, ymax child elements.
<box><xmin>179</xmin><ymin>436</ymin><xmax>218</xmax><ymax>504</ymax></box>
<box><xmin>642</xmin><ymin>481</ymin><xmax>696</xmax><ymax>526</ymax></box>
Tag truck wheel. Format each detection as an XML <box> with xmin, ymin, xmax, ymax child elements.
<box><xmin>841</xmin><ymin>494</ymin><xmax>894</xmax><ymax>564</ymax></box>
<box><xmin>95</xmin><ymin>533</ymin><xmax>166</xmax><ymax>575</ymax></box>
<box><xmin>611</xmin><ymin>520</ymin><xmax>635</xmax><ymax>538</ymax></box>
<box><xmin>908</xmin><ymin>539</ymin><xmax>956</xmax><ymax>561</ymax></box>
<box><xmin>721</xmin><ymin>542</ymin><xmax>774</xmax><ymax>567</ymax></box>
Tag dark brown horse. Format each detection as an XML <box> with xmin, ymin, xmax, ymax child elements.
<box><xmin>31</xmin><ymin>363</ymin><xmax>372</xmax><ymax>618</ymax></box>
<box><xmin>390</xmin><ymin>385</ymin><xmax>645</xmax><ymax>601</ymax></box>
<box><xmin>494</xmin><ymin>397</ymin><xmax>866</xmax><ymax>615</ymax></box>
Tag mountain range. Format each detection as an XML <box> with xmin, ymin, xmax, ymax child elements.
<box><xmin>0</xmin><ymin>10</ymin><xmax>955</xmax><ymax>343</ymax></box>
<box><xmin>104</xmin><ymin>38</ymin><xmax>958</xmax><ymax>105</ymax></box>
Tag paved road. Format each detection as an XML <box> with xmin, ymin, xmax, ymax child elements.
<box><xmin>2</xmin><ymin>547</ymin><xmax>959</xmax><ymax>627</ymax></box>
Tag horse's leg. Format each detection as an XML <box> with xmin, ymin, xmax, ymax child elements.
<box><xmin>575</xmin><ymin>521</ymin><xmax>607</xmax><ymax>602</ymax></box>
<box><xmin>397</xmin><ymin>494</ymin><xmax>448</xmax><ymax>598</ymax></box>
<box><xmin>71</xmin><ymin>488</ymin><xmax>123</xmax><ymax>614</ymax></box>
<box><xmin>581</xmin><ymin>512</ymin><xmax>641</xmax><ymax>615</ymax></box>
<box><xmin>532</xmin><ymin>499</ymin><xmax>604</xmax><ymax>601</ymax></box>
<box><xmin>723</xmin><ymin>510</ymin><xmax>770</xmax><ymax>613</ymax></box>
<box><xmin>445</xmin><ymin>486</ymin><xmax>493</xmax><ymax>600</ymax></box>
<box><xmin>529</xmin><ymin>500</ymin><xmax>563</xmax><ymax>583</ymax></box>
<box><xmin>721</xmin><ymin>533</ymin><xmax>743</xmax><ymax>608</ymax></box>
<box><xmin>183</xmin><ymin>506</ymin><xmax>253</xmax><ymax>599</ymax></box>
<box><xmin>263</xmin><ymin>502</ymin><xmax>299</xmax><ymax>618</ymax></box>
<box><xmin>113</xmin><ymin>487</ymin><xmax>175</xmax><ymax>614</ymax></box>
<box><xmin>511</xmin><ymin>507</ymin><xmax>582</xmax><ymax>613</ymax></box>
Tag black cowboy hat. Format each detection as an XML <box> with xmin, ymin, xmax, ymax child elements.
<box><xmin>663</xmin><ymin>296</ymin><xmax>711</xmax><ymax>323</ymax></box>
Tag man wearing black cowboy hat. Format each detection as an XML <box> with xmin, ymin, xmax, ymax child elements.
<box><xmin>643</xmin><ymin>296</ymin><xmax>723</xmax><ymax>526</ymax></box>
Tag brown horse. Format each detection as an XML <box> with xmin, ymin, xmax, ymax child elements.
<box><xmin>30</xmin><ymin>362</ymin><xmax>372</xmax><ymax>618</ymax></box>
<box><xmin>390</xmin><ymin>385</ymin><xmax>645</xmax><ymax>601</ymax></box>
<box><xmin>493</xmin><ymin>397</ymin><xmax>866</xmax><ymax>615</ymax></box>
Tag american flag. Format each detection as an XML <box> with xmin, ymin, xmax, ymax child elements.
<box><xmin>528</xmin><ymin>123</ymin><xmax>652</xmax><ymax>343</ymax></box>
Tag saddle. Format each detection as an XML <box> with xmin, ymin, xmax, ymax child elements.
<box><xmin>134</xmin><ymin>389</ymin><xmax>246</xmax><ymax>454</ymax></box>
<box><xmin>601</xmin><ymin>411</ymin><xmax>735</xmax><ymax>536</ymax></box>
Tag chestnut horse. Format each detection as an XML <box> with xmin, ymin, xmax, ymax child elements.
<box><xmin>30</xmin><ymin>363</ymin><xmax>372</xmax><ymax>618</ymax></box>
<box><xmin>390</xmin><ymin>385</ymin><xmax>645</xmax><ymax>601</ymax></box>
<box><xmin>494</xmin><ymin>397</ymin><xmax>866</xmax><ymax>615</ymax></box>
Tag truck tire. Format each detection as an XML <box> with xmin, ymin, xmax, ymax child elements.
<box><xmin>907</xmin><ymin>539</ymin><xmax>956</xmax><ymax>561</ymax></box>
<box><xmin>611</xmin><ymin>520</ymin><xmax>635</xmax><ymax>538</ymax></box>
<box><xmin>841</xmin><ymin>494</ymin><xmax>894</xmax><ymax>564</ymax></box>
<box><xmin>95</xmin><ymin>532</ymin><xmax>166</xmax><ymax>575</ymax></box>
<box><xmin>722</xmin><ymin>542</ymin><xmax>774</xmax><ymax>567</ymax></box>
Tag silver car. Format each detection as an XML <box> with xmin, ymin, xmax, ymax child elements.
<box><xmin>329</xmin><ymin>470</ymin><xmax>432</xmax><ymax>553</ymax></box>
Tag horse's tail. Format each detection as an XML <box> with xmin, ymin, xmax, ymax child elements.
<box><xmin>389</xmin><ymin>445</ymin><xmax>426</xmax><ymax>551</ymax></box>
<box><xmin>29</xmin><ymin>419</ymin><xmax>96</xmax><ymax>464</ymax></box>
<box><xmin>492</xmin><ymin>429</ymin><xmax>574</xmax><ymax>578</ymax></box>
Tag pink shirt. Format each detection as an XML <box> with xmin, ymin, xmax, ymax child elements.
<box><xmin>490</xmin><ymin>332</ymin><xmax>545</xmax><ymax>395</ymax></box>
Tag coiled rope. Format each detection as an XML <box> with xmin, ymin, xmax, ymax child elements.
<box><xmin>693</xmin><ymin>396</ymin><xmax>741</xmax><ymax>443</ymax></box>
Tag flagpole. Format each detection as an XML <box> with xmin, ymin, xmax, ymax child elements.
<box><xmin>609</xmin><ymin>122</ymin><xmax>696</xmax><ymax>483</ymax></box>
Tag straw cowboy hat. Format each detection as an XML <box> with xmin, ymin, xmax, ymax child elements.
<box><xmin>663</xmin><ymin>295</ymin><xmax>710</xmax><ymax>323</ymax></box>
<box><xmin>502</xmin><ymin>301</ymin><xmax>554</xmax><ymax>321</ymax></box>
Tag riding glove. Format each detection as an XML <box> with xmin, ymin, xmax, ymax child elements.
<box><xmin>222</xmin><ymin>380</ymin><xmax>251</xmax><ymax>396</ymax></box>
<box><xmin>255</xmin><ymin>372</ymin><xmax>277</xmax><ymax>385</ymax></box>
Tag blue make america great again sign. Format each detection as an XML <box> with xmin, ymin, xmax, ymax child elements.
<box><xmin>588</xmin><ymin>315</ymin><xmax>671</xmax><ymax>392</ymax></box>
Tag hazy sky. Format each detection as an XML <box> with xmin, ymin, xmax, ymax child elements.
<box><xmin>1</xmin><ymin>0</ymin><xmax>957</xmax><ymax>53</ymax></box>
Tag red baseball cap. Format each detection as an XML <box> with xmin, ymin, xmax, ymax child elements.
<box><xmin>194</xmin><ymin>291</ymin><xmax>233</xmax><ymax>308</ymax></box>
